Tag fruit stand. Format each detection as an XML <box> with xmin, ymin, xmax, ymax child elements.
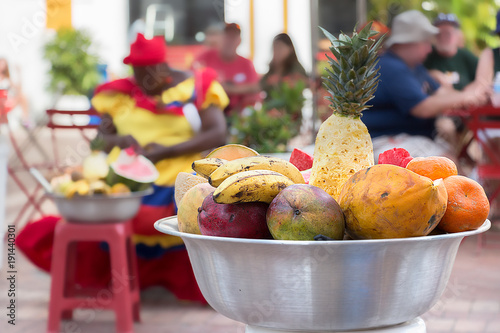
<box><xmin>37</xmin><ymin>22</ymin><xmax>494</xmax><ymax>333</ymax></box>
<box><xmin>158</xmin><ymin>24</ymin><xmax>493</xmax><ymax>333</ymax></box>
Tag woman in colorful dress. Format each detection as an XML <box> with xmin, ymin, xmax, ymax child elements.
<box><xmin>17</xmin><ymin>34</ymin><xmax>229</xmax><ymax>303</ymax></box>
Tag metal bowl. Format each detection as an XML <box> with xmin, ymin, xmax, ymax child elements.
<box><xmin>155</xmin><ymin>217</ymin><xmax>490</xmax><ymax>331</ymax></box>
<box><xmin>49</xmin><ymin>188</ymin><xmax>153</xmax><ymax>223</ymax></box>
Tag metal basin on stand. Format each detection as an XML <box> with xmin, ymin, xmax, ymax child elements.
<box><xmin>155</xmin><ymin>217</ymin><xmax>490</xmax><ymax>332</ymax></box>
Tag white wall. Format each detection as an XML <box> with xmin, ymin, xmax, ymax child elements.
<box><xmin>0</xmin><ymin>0</ymin><xmax>314</xmax><ymax>112</ymax></box>
<box><xmin>0</xmin><ymin>0</ymin><xmax>129</xmax><ymax>116</ymax></box>
<box><xmin>72</xmin><ymin>0</ymin><xmax>129</xmax><ymax>77</ymax></box>
<box><xmin>0</xmin><ymin>0</ymin><xmax>52</xmax><ymax>114</ymax></box>
<box><xmin>225</xmin><ymin>0</ymin><xmax>312</xmax><ymax>74</ymax></box>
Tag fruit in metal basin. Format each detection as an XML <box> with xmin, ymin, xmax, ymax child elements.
<box><xmin>206</xmin><ymin>144</ymin><xmax>259</xmax><ymax>160</ymax></box>
<box><xmin>178</xmin><ymin>183</ymin><xmax>215</xmax><ymax>234</ymax></box>
<box><xmin>82</xmin><ymin>151</ymin><xmax>109</xmax><ymax>181</ymax></box>
<box><xmin>198</xmin><ymin>194</ymin><xmax>272</xmax><ymax>239</ymax></box>
<box><xmin>110</xmin><ymin>183</ymin><xmax>131</xmax><ymax>194</ymax></box>
<box><xmin>309</xmin><ymin>24</ymin><xmax>384</xmax><ymax>200</ymax></box>
<box><xmin>174</xmin><ymin>172</ymin><xmax>208</xmax><ymax>207</ymax></box>
<box><xmin>65</xmin><ymin>180</ymin><xmax>91</xmax><ymax>198</ymax></box>
<box><xmin>289</xmin><ymin>148</ymin><xmax>314</xmax><ymax>171</ymax></box>
<box><xmin>378</xmin><ymin>148</ymin><xmax>413</xmax><ymax>168</ymax></box>
<box><xmin>107</xmin><ymin>148</ymin><xmax>159</xmax><ymax>191</ymax></box>
<box><xmin>267</xmin><ymin>184</ymin><xmax>345</xmax><ymax>240</ymax></box>
<box><xmin>338</xmin><ymin>164</ymin><xmax>448</xmax><ymax>239</ymax></box>
<box><xmin>209</xmin><ymin>156</ymin><xmax>304</xmax><ymax>187</ymax></box>
<box><xmin>192</xmin><ymin>158</ymin><xmax>227</xmax><ymax>179</ymax></box>
<box><xmin>406</xmin><ymin>156</ymin><xmax>458</xmax><ymax>181</ymax></box>
<box><xmin>89</xmin><ymin>180</ymin><xmax>111</xmax><ymax>195</ymax></box>
<box><xmin>301</xmin><ymin>169</ymin><xmax>311</xmax><ymax>184</ymax></box>
<box><xmin>438</xmin><ymin>175</ymin><xmax>489</xmax><ymax>232</ymax></box>
<box><xmin>212</xmin><ymin>170</ymin><xmax>295</xmax><ymax>204</ymax></box>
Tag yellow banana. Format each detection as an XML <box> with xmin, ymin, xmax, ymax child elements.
<box><xmin>192</xmin><ymin>158</ymin><xmax>227</xmax><ymax>179</ymax></box>
<box><xmin>89</xmin><ymin>180</ymin><xmax>111</xmax><ymax>195</ymax></box>
<box><xmin>64</xmin><ymin>180</ymin><xmax>91</xmax><ymax>198</ymax></box>
<box><xmin>209</xmin><ymin>156</ymin><xmax>305</xmax><ymax>187</ymax></box>
<box><xmin>213</xmin><ymin>170</ymin><xmax>295</xmax><ymax>204</ymax></box>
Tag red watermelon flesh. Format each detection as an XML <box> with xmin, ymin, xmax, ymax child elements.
<box><xmin>289</xmin><ymin>148</ymin><xmax>314</xmax><ymax>171</ymax></box>
<box><xmin>378</xmin><ymin>148</ymin><xmax>414</xmax><ymax>168</ymax></box>
<box><xmin>301</xmin><ymin>169</ymin><xmax>311</xmax><ymax>184</ymax></box>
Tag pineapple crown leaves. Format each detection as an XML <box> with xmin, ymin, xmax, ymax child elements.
<box><xmin>320</xmin><ymin>23</ymin><xmax>385</xmax><ymax>117</ymax></box>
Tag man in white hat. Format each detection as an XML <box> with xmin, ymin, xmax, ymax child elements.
<box><xmin>363</xmin><ymin>10</ymin><xmax>487</xmax><ymax>159</ymax></box>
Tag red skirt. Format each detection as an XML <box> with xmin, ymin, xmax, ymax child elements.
<box><xmin>16</xmin><ymin>185</ymin><xmax>206</xmax><ymax>304</ymax></box>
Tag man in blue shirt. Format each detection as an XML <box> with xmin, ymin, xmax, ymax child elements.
<box><xmin>363</xmin><ymin>10</ymin><xmax>487</xmax><ymax>158</ymax></box>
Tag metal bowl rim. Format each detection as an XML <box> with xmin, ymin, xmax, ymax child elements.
<box><xmin>48</xmin><ymin>187</ymin><xmax>154</xmax><ymax>201</ymax></box>
<box><xmin>155</xmin><ymin>216</ymin><xmax>491</xmax><ymax>246</ymax></box>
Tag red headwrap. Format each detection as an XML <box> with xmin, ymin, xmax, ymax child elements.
<box><xmin>123</xmin><ymin>33</ymin><xmax>168</xmax><ymax>66</ymax></box>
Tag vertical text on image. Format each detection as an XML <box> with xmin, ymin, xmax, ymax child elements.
<box><xmin>6</xmin><ymin>225</ymin><xmax>17</xmax><ymax>325</ymax></box>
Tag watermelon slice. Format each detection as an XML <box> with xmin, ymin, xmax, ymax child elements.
<box><xmin>107</xmin><ymin>148</ymin><xmax>159</xmax><ymax>191</ymax></box>
<box><xmin>301</xmin><ymin>169</ymin><xmax>312</xmax><ymax>184</ymax></box>
<box><xmin>289</xmin><ymin>148</ymin><xmax>314</xmax><ymax>171</ymax></box>
<box><xmin>378</xmin><ymin>148</ymin><xmax>413</xmax><ymax>168</ymax></box>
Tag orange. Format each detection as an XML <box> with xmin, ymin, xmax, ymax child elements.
<box><xmin>438</xmin><ymin>175</ymin><xmax>490</xmax><ymax>233</ymax></box>
<box><xmin>406</xmin><ymin>156</ymin><xmax>458</xmax><ymax>181</ymax></box>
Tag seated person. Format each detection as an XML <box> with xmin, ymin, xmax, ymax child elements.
<box><xmin>423</xmin><ymin>13</ymin><xmax>489</xmax><ymax>147</ymax></box>
<box><xmin>194</xmin><ymin>23</ymin><xmax>260</xmax><ymax>115</ymax></box>
<box><xmin>424</xmin><ymin>13</ymin><xmax>479</xmax><ymax>90</ymax></box>
<box><xmin>17</xmin><ymin>34</ymin><xmax>229</xmax><ymax>303</ymax></box>
<box><xmin>362</xmin><ymin>11</ymin><xmax>487</xmax><ymax>159</ymax></box>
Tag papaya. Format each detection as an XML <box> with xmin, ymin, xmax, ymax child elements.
<box><xmin>338</xmin><ymin>164</ymin><xmax>448</xmax><ymax>239</ymax></box>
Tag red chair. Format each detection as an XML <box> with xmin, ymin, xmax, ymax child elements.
<box><xmin>456</xmin><ymin>105</ymin><xmax>500</xmax><ymax>253</ymax></box>
<box><xmin>1</xmin><ymin>90</ymin><xmax>53</xmax><ymax>227</ymax></box>
<box><xmin>466</xmin><ymin>105</ymin><xmax>500</xmax><ymax>203</ymax></box>
<box><xmin>47</xmin><ymin>219</ymin><xmax>141</xmax><ymax>333</ymax></box>
<box><xmin>46</xmin><ymin>108</ymin><xmax>100</xmax><ymax>170</ymax></box>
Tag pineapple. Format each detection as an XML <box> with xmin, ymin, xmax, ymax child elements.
<box><xmin>309</xmin><ymin>23</ymin><xmax>385</xmax><ymax>199</ymax></box>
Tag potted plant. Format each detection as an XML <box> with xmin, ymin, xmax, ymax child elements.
<box><xmin>230</xmin><ymin>78</ymin><xmax>306</xmax><ymax>153</ymax></box>
<box><xmin>43</xmin><ymin>28</ymin><xmax>100</xmax><ymax>108</ymax></box>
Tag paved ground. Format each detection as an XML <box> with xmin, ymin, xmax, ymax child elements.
<box><xmin>1</xmin><ymin>125</ymin><xmax>500</xmax><ymax>333</ymax></box>
<box><xmin>0</xmin><ymin>231</ymin><xmax>499</xmax><ymax>333</ymax></box>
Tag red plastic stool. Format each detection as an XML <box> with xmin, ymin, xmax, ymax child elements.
<box><xmin>47</xmin><ymin>220</ymin><xmax>140</xmax><ymax>333</ymax></box>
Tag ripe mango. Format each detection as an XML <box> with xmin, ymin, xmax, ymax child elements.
<box><xmin>177</xmin><ymin>183</ymin><xmax>215</xmax><ymax>234</ymax></box>
<box><xmin>338</xmin><ymin>164</ymin><xmax>448</xmax><ymax>239</ymax></box>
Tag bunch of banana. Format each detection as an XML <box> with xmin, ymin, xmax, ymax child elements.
<box><xmin>62</xmin><ymin>180</ymin><xmax>114</xmax><ymax>198</ymax></box>
<box><xmin>192</xmin><ymin>158</ymin><xmax>227</xmax><ymax>179</ymax></box>
<box><xmin>191</xmin><ymin>156</ymin><xmax>304</xmax><ymax>204</ymax></box>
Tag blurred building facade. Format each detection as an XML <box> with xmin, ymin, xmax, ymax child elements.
<box><xmin>0</xmin><ymin>0</ymin><xmax>365</xmax><ymax>116</ymax></box>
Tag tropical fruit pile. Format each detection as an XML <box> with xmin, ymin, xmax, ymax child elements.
<box><xmin>50</xmin><ymin>147</ymin><xmax>158</xmax><ymax>198</ymax></box>
<box><xmin>176</xmin><ymin>144</ymin><xmax>489</xmax><ymax>241</ymax></box>
<box><xmin>174</xmin><ymin>23</ymin><xmax>490</xmax><ymax>241</ymax></box>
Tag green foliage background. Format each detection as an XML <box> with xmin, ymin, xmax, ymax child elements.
<box><xmin>230</xmin><ymin>81</ymin><xmax>306</xmax><ymax>153</ymax></box>
<box><xmin>43</xmin><ymin>29</ymin><xmax>100</xmax><ymax>96</ymax></box>
<box><xmin>368</xmin><ymin>0</ymin><xmax>500</xmax><ymax>53</ymax></box>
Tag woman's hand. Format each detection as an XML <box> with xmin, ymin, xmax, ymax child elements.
<box><xmin>117</xmin><ymin>135</ymin><xmax>142</xmax><ymax>151</ymax></box>
<box><xmin>143</xmin><ymin>142</ymin><xmax>170</xmax><ymax>164</ymax></box>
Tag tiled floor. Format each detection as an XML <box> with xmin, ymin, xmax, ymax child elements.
<box><xmin>2</xmin><ymin>125</ymin><xmax>500</xmax><ymax>333</ymax></box>
<box><xmin>0</xmin><ymin>231</ymin><xmax>499</xmax><ymax>333</ymax></box>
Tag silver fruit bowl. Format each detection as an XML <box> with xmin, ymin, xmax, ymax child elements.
<box><xmin>49</xmin><ymin>188</ymin><xmax>153</xmax><ymax>223</ymax></box>
<box><xmin>155</xmin><ymin>216</ymin><xmax>490</xmax><ymax>331</ymax></box>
